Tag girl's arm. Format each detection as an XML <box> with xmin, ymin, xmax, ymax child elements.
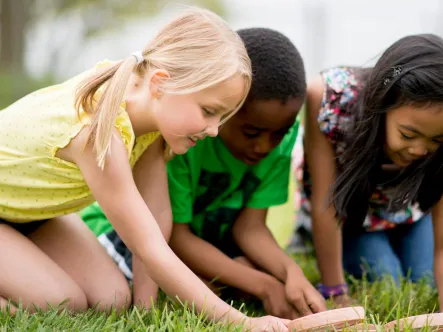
<box><xmin>432</xmin><ymin>197</ymin><xmax>443</xmax><ymax>311</ymax></box>
<box><xmin>304</xmin><ymin>75</ymin><xmax>347</xmax><ymax>293</ymax></box>
<box><xmin>61</xmin><ymin>127</ymin><xmax>248</xmax><ymax>325</ymax></box>
<box><xmin>130</xmin><ymin>136</ymin><xmax>173</xmax><ymax>307</ymax></box>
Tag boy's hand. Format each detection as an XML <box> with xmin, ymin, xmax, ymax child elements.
<box><xmin>284</xmin><ymin>267</ymin><xmax>327</xmax><ymax>316</ymax></box>
<box><xmin>260</xmin><ymin>276</ymin><xmax>297</xmax><ymax>319</ymax></box>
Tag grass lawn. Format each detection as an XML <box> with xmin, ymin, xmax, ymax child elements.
<box><xmin>0</xmin><ymin>260</ymin><xmax>439</xmax><ymax>331</ymax></box>
<box><xmin>1</xmin><ymin>178</ymin><xmax>440</xmax><ymax>330</ymax></box>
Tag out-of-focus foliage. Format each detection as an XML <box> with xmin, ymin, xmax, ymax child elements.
<box><xmin>0</xmin><ymin>0</ymin><xmax>224</xmax><ymax>108</ymax></box>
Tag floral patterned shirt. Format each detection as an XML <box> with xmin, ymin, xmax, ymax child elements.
<box><xmin>297</xmin><ymin>66</ymin><xmax>425</xmax><ymax>232</ymax></box>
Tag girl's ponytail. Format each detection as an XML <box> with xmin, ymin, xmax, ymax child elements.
<box><xmin>75</xmin><ymin>7</ymin><xmax>252</xmax><ymax>169</ymax></box>
<box><xmin>75</xmin><ymin>55</ymin><xmax>143</xmax><ymax>169</ymax></box>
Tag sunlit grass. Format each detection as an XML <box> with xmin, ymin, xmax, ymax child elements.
<box><xmin>1</xmin><ymin>252</ymin><xmax>439</xmax><ymax>331</ymax></box>
<box><xmin>1</xmin><ymin>174</ymin><xmax>440</xmax><ymax>330</ymax></box>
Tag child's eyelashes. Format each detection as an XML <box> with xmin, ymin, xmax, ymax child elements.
<box><xmin>399</xmin><ymin>130</ymin><xmax>443</xmax><ymax>145</ymax></box>
<box><xmin>202</xmin><ymin>107</ymin><xmax>215</xmax><ymax>116</ymax></box>
<box><xmin>275</xmin><ymin>130</ymin><xmax>288</xmax><ymax>138</ymax></box>
<box><xmin>399</xmin><ymin>131</ymin><xmax>443</xmax><ymax>150</ymax></box>
<box><xmin>400</xmin><ymin>132</ymin><xmax>414</xmax><ymax>140</ymax></box>
<box><xmin>243</xmin><ymin>131</ymin><xmax>260</xmax><ymax>138</ymax></box>
<box><xmin>243</xmin><ymin>131</ymin><xmax>286</xmax><ymax>139</ymax></box>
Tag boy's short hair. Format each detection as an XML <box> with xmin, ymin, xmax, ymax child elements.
<box><xmin>237</xmin><ymin>27</ymin><xmax>306</xmax><ymax>103</ymax></box>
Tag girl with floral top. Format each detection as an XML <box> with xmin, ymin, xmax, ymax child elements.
<box><xmin>289</xmin><ymin>34</ymin><xmax>443</xmax><ymax>308</ymax></box>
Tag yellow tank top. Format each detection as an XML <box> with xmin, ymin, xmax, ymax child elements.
<box><xmin>0</xmin><ymin>60</ymin><xmax>160</xmax><ymax>223</ymax></box>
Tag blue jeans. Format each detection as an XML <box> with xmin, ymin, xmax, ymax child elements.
<box><xmin>342</xmin><ymin>214</ymin><xmax>434</xmax><ymax>286</ymax></box>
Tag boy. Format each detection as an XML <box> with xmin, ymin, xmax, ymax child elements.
<box><xmin>82</xmin><ymin>27</ymin><xmax>326</xmax><ymax>319</ymax></box>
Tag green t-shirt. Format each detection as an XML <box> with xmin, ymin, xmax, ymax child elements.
<box><xmin>81</xmin><ymin>119</ymin><xmax>299</xmax><ymax>241</ymax></box>
<box><xmin>169</xmin><ymin>119</ymin><xmax>299</xmax><ymax>246</ymax></box>
<box><xmin>81</xmin><ymin>200</ymin><xmax>113</xmax><ymax>236</ymax></box>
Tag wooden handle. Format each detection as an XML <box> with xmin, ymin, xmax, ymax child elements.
<box><xmin>287</xmin><ymin>306</ymin><xmax>365</xmax><ymax>331</ymax></box>
<box><xmin>338</xmin><ymin>322</ymin><xmax>377</xmax><ymax>331</ymax></box>
<box><xmin>384</xmin><ymin>313</ymin><xmax>443</xmax><ymax>331</ymax></box>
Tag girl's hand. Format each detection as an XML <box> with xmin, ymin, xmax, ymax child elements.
<box><xmin>245</xmin><ymin>316</ymin><xmax>290</xmax><ymax>332</ymax></box>
<box><xmin>329</xmin><ymin>294</ymin><xmax>355</xmax><ymax>309</ymax></box>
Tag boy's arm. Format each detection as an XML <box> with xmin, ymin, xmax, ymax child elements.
<box><xmin>168</xmin><ymin>152</ymin><xmax>295</xmax><ymax>319</ymax></box>
<box><xmin>232</xmin><ymin>207</ymin><xmax>296</xmax><ymax>282</ymax></box>
<box><xmin>230</xmin><ymin>121</ymin><xmax>296</xmax><ymax>281</ymax></box>
<box><xmin>231</xmin><ymin>117</ymin><xmax>326</xmax><ymax>315</ymax></box>
<box><xmin>232</xmin><ymin>207</ymin><xmax>326</xmax><ymax>316</ymax></box>
<box><xmin>170</xmin><ymin>224</ymin><xmax>286</xmax><ymax>307</ymax></box>
<box><xmin>132</xmin><ymin>136</ymin><xmax>172</xmax><ymax>237</ymax></box>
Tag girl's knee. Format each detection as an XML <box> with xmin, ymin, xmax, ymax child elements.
<box><xmin>38</xmin><ymin>287</ymin><xmax>88</xmax><ymax>313</ymax></box>
<box><xmin>409</xmin><ymin>270</ymin><xmax>435</xmax><ymax>286</ymax></box>
<box><xmin>112</xmin><ymin>282</ymin><xmax>132</xmax><ymax>310</ymax></box>
<box><xmin>89</xmin><ymin>279</ymin><xmax>132</xmax><ymax>312</ymax></box>
<box><xmin>344</xmin><ymin>254</ymin><xmax>403</xmax><ymax>284</ymax></box>
<box><xmin>62</xmin><ymin>290</ymin><xmax>89</xmax><ymax>312</ymax></box>
<box><xmin>404</xmin><ymin>263</ymin><xmax>435</xmax><ymax>285</ymax></box>
<box><xmin>0</xmin><ymin>296</ymin><xmax>17</xmax><ymax>314</ymax></box>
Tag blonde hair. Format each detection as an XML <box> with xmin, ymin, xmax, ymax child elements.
<box><xmin>75</xmin><ymin>7</ymin><xmax>252</xmax><ymax>169</ymax></box>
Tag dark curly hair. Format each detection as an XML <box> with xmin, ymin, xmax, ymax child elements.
<box><xmin>237</xmin><ymin>27</ymin><xmax>306</xmax><ymax>103</ymax></box>
<box><xmin>330</xmin><ymin>34</ymin><xmax>443</xmax><ymax>233</ymax></box>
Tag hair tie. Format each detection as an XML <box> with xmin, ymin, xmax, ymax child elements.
<box><xmin>131</xmin><ymin>51</ymin><xmax>144</xmax><ymax>64</ymax></box>
<box><xmin>384</xmin><ymin>65</ymin><xmax>403</xmax><ymax>86</ymax></box>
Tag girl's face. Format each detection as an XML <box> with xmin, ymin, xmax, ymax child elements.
<box><xmin>385</xmin><ymin>103</ymin><xmax>443</xmax><ymax>167</ymax></box>
<box><xmin>152</xmin><ymin>74</ymin><xmax>246</xmax><ymax>155</ymax></box>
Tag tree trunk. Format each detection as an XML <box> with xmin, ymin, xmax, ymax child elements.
<box><xmin>0</xmin><ymin>0</ymin><xmax>30</xmax><ymax>72</ymax></box>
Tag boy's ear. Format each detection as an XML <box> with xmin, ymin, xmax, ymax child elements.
<box><xmin>149</xmin><ymin>69</ymin><xmax>170</xmax><ymax>99</ymax></box>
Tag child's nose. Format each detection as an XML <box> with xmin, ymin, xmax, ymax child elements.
<box><xmin>252</xmin><ymin>137</ymin><xmax>272</xmax><ymax>155</ymax></box>
<box><xmin>408</xmin><ymin>144</ymin><xmax>428</xmax><ymax>157</ymax></box>
<box><xmin>205</xmin><ymin>125</ymin><xmax>218</xmax><ymax>137</ymax></box>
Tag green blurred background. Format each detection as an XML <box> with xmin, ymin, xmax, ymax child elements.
<box><xmin>0</xmin><ymin>0</ymin><xmax>225</xmax><ymax>109</ymax></box>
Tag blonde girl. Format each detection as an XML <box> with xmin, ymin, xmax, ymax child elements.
<box><xmin>0</xmin><ymin>7</ymin><xmax>289</xmax><ymax>332</ymax></box>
